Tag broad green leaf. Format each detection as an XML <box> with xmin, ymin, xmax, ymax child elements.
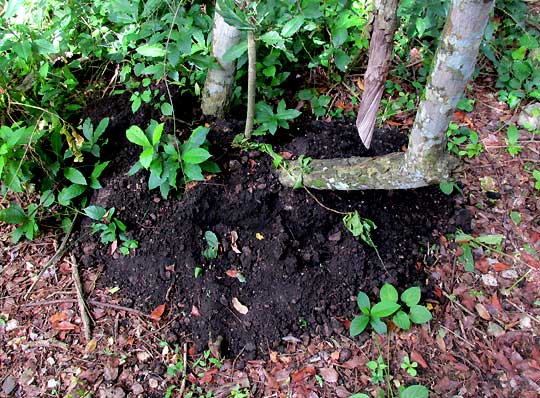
<box><xmin>281</xmin><ymin>15</ymin><xmax>304</xmax><ymax>38</ymax></box>
<box><xmin>357</xmin><ymin>291</ymin><xmax>370</xmax><ymax>311</ymax></box>
<box><xmin>161</xmin><ymin>102</ymin><xmax>174</xmax><ymax>116</ymax></box>
<box><xmin>151</xmin><ymin>123</ymin><xmax>164</xmax><ymax>146</ymax></box>
<box><xmin>222</xmin><ymin>41</ymin><xmax>248</xmax><ymax>63</ymax></box>
<box><xmin>139</xmin><ymin>148</ymin><xmax>154</xmax><ymax>169</ymax></box>
<box><xmin>200</xmin><ymin>161</ymin><xmax>221</xmax><ymax>174</ymax></box>
<box><xmin>332</xmin><ymin>27</ymin><xmax>348</xmax><ymax>47</ymax></box>
<box><xmin>94</xmin><ymin>117</ymin><xmax>110</xmax><ymax>141</ymax></box>
<box><xmin>126</xmin><ymin>126</ymin><xmax>151</xmax><ymax>147</ymax></box>
<box><xmin>349</xmin><ymin>315</ymin><xmax>369</xmax><ymax>337</ymax></box>
<box><xmin>371</xmin><ymin>301</ymin><xmax>400</xmax><ymax>318</ymax></box>
<box><xmin>183</xmin><ymin>163</ymin><xmax>204</xmax><ymax>181</ymax></box>
<box><xmin>40</xmin><ymin>190</ymin><xmax>55</xmax><ymax>208</ymax></box>
<box><xmin>183</xmin><ymin>148</ymin><xmax>211</xmax><ymax>164</ymax></box>
<box><xmin>260</xmin><ymin>31</ymin><xmax>284</xmax><ymax>47</ymax></box>
<box><xmin>370</xmin><ymin>317</ymin><xmax>387</xmax><ymax>334</ymax></box>
<box><xmin>0</xmin><ymin>204</ymin><xmax>26</xmax><ymax>224</ymax></box>
<box><xmin>401</xmin><ymin>287</ymin><xmax>421</xmax><ymax>307</ymax></box>
<box><xmin>380</xmin><ymin>283</ymin><xmax>398</xmax><ymax>303</ymax></box>
<box><xmin>148</xmin><ymin>171</ymin><xmax>164</xmax><ymax>190</ymax></box>
<box><xmin>400</xmin><ymin>384</ymin><xmax>429</xmax><ymax>398</ymax></box>
<box><xmin>205</xmin><ymin>231</ymin><xmax>219</xmax><ymax>247</ymax></box>
<box><xmin>476</xmin><ymin>234</ymin><xmax>503</xmax><ymax>245</ymax></box>
<box><xmin>186</xmin><ymin>126</ymin><xmax>210</xmax><ymax>151</ymax></box>
<box><xmin>3</xmin><ymin>0</ymin><xmax>25</xmax><ymax>19</ymax></box>
<box><xmin>439</xmin><ymin>182</ymin><xmax>454</xmax><ymax>195</ymax></box>
<box><xmin>333</xmin><ymin>49</ymin><xmax>351</xmax><ymax>72</ymax></box>
<box><xmin>136</xmin><ymin>44</ymin><xmax>166</xmax><ymax>58</ymax></box>
<box><xmin>58</xmin><ymin>184</ymin><xmax>86</xmax><ymax>206</ymax></box>
<box><xmin>83</xmin><ymin>205</ymin><xmax>107</xmax><ymax>221</ymax></box>
<box><xmin>409</xmin><ymin>305</ymin><xmax>433</xmax><ymax>324</ymax></box>
<box><xmin>64</xmin><ymin>167</ymin><xmax>87</xmax><ymax>185</ymax></box>
<box><xmin>91</xmin><ymin>161</ymin><xmax>109</xmax><ymax>179</ymax></box>
<box><xmin>216</xmin><ymin>0</ymin><xmax>252</xmax><ymax>30</ymax></box>
<box><xmin>392</xmin><ymin>311</ymin><xmax>411</xmax><ymax>330</ymax></box>
<box><xmin>35</xmin><ymin>39</ymin><xmax>56</xmax><ymax>55</ymax></box>
<box><xmin>349</xmin><ymin>394</ymin><xmax>369</xmax><ymax>398</ymax></box>
<box><xmin>459</xmin><ymin>243</ymin><xmax>474</xmax><ymax>272</ymax></box>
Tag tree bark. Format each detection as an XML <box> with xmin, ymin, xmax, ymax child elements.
<box><xmin>356</xmin><ymin>0</ymin><xmax>398</xmax><ymax>149</ymax></box>
<box><xmin>279</xmin><ymin>0</ymin><xmax>494</xmax><ymax>190</ymax></box>
<box><xmin>201</xmin><ymin>6</ymin><xmax>241</xmax><ymax>117</ymax></box>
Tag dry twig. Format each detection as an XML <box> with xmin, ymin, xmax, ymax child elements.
<box><xmin>70</xmin><ymin>254</ymin><xmax>92</xmax><ymax>342</ymax></box>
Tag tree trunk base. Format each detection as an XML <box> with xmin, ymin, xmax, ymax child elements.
<box><xmin>278</xmin><ymin>153</ymin><xmax>460</xmax><ymax>190</ymax></box>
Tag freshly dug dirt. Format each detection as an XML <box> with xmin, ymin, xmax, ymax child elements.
<box><xmin>76</xmin><ymin>105</ymin><xmax>470</xmax><ymax>357</ymax></box>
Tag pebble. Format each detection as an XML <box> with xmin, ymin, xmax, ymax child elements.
<box><xmin>2</xmin><ymin>376</ymin><xmax>16</xmax><ymax>395</ymax></box>
<box><xmin>148</xmin><ymin>378</ymin><xmax>159</xmax><ymax>389</ymax></box>
<box><xmin>481</xmin><ymin>273</ymin><xmax>498</xmax><ymax>287</ymax></box>
<box><xmin>520</xmin><ymin>316</ymin><xmax>532</xmax><ymax>330</ymax></box>
<box><xmin>501</xmin><ymin>269</ymin><xmax>518</xmax><ymax>280</ymax></box>
<box><xmin>103</xmin><ymin>366</ymin><xmax>119</xmax><ymax>382</ymax></box>
<box><xmin>5</xmin><ymin>319</ymin><xmax>18</xmax><ymax>332</ymax></box>
<box><xmin>132</xmin><ymin>383</ymin><xmax>144</xmax><ymax>395</ymax></box>
<box><xmin>98</xmin><ymin>387</ymin><xmax>125</xmax><ymax>398</ymax></box>
<box><xmin>487</xmin><ymin>322</ymin><xmax>505</xmax><ymax>337</ymax></box>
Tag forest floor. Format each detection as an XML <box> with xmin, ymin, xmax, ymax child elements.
<box><xmin>1</xmin><ymin>77</ymin><xmax>540</xmax><ymax>398</ymax></box>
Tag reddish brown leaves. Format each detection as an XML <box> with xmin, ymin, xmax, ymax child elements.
<box><xmin>149</xmin><ymin>304</ymin><xmax>165</xmax><ymax>321</ymax></box>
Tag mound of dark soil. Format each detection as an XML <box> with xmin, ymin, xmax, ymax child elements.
<box><xmin>75</xmin><ymin>114</ymin><xmax>469</xmax><ymax>357</ymax></box>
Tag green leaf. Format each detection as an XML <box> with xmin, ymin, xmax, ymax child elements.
<box><xmin>400</xmin><ymin>384</ymin><xmax>429</xmax><ymax>398</ymax></box>
<box><xmin>260</xmin><ymin>31</ymin><xmax>284</xmax><ymax>47</ymax></box>
<box><xmin>349</xmin><ymin>315</ymin><xmax>369</xmax><ymax>337</ymax></box>
<box><xmin>459</xmin><ymin>243</ymin><xmax>474</xmax><ymax>272</ymax></box>
<box><xmin>401</xmin><ymin>287</ymin><xmax>421</xmax><ymax>306</ymax></box>
<box><xmin>371</xmin><ymin>301</ymin><xmax>400</xmax><ymax>318</ymax></box>
<box><xmin>222</xmin><ymin>41</ymin><xmax>248</xmax><ymax>63</ymax></box>
<box><xmin>58</xmin><ymin>184</ymin><xmax>86</xmax><ymax>206</ymax></box>
<box><xmin>370</xmin><ymin>317</ymin><xmax>387</xmax><ymax>334</ymax></box>
<box><xmin>151</xmin><ymin>123</ymin><xmax>164</xmax><ymax>146</ymax></box>
<box><xmin>161</xmin><ymin>103</ymin><xmax>174</xmax><ymax>116</ymax></box>
<box><xmin>476</xmin><ymin>234</ymin><xmax>503</xmax><ymax>245</ymax></box>
<box><xmin>0</xmin><ymin>204</ymin><xmax>26</xmax><ymax>224</ymax></box>
<box><xmin>64</xmin><ymin>167</ymin><xmax>87</xmax><ymax>185</ymax></box>
<box><xmin>205</xmin><ymin>231</ymin><xmax>219</xmax><ymax>248</ymax></box>
<box><xmin>333</xmin><ymin>49</ymin><xmax>351</xmax><ymax>72</ymax></box>
<box><xmin>216</xmin><ymin>0</ymin><xmax>252</xmax><ymax>30</ymax></box>
<box><xmin>380</xmin><ymin>283</ymin><xmax>398</xmax><ymax>303</ymax></box>
<box><xmin>136</xmin><ymin>44</ymin><xmax>166</xmax><ymax>58</ymax></box>
<box><xmin>357</xmin><ymin>291</ymin><xmax>370</xmax><ymax>311</ymax></box>
<box><xmin>409</xmin><ymin>305</ymin><xmax>433</xmax><ymax>324</ymax></box>
<box><xmin>183</xmin><ymin>148</ymin><xmax>211</xmax><ymax>164</ymax></box>
<box><xmin>40</xmin><ymin>190</ymin><xmax>55</xmax><ymax>208</ymax></box>
<box><xmin>185</xmin><ymin>126</ymin><xmax>210</xmax><ymax>151</ymax></box>
<box><xmin>3</xmin><ymin>0</ymin><xmax>25</xmax><ymax>19</ymax></box>
<box><xmin>126</xmin><ymin>126</ymin><xmax>151</xmax><ymax>147</ymax></box>
<box><xmin>139</xmin><ymin>148</ymin><xmax>154</xmax><ymax>169</ymax></box>
<box><xmin>281</xmin><ymin>15</ymin><xmax>304</xmax><ymax>38</ymax></box>
<box><xmin>83</xmin><ymin>205</ymin><xmax>107</xmax><ymax>221</ymax></box>
<box><xmin>392</xmin><ymin>311</ymin><xmax>411</xmax><ymax>330</ymax></box>
<box><xmin>91</xmin><ymin>161</ymin><xmax>109</xmax><ymax>179</ymax></box>
<box><xmin>349</xmin><ymin>394</ymin><xmax>370</xmax><ymax>398</ymax></box>
<box><xmin>439</xmin><ymin>181</ymin><xmax>454</xmax><ymax>195</ymax></box>
<box><xmin>183</xmin><ymin>163</ymin><xmax>204</xmax><ymax>181</ymax></box>
<box><xmin>94</xmin><ymin>118</ymin><xmax>110</xmax><ymax>141</ymax></box>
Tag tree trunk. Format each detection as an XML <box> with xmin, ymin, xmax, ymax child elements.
<box><xmin>201</xmin><ymin>6</ymin><xmax>241</xmax><ymax>117</ymax></box>
<box><xmin>356</xmin><ymin>0</ymin><xmax>398</xmax><ymax>149</ymax></box>
<box><xmin>244</xmin><ymin>30</ymin><xmax>256</xmax><ymax>138</ymax></box>
<box><xmin>279</xmin><ymin>0</ymin><xmax>494</xmax><ymax>190</ymax></box>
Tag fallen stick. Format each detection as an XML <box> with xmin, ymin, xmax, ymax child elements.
<box><xmin>70</xmin><ymin>253</ymin><xmax>92</xmax><ymax>342</ymax></box>
<box><xmin>23</xmin><ymin>298</ymin><xmax>150</xmax><ymax>318</ymax></box>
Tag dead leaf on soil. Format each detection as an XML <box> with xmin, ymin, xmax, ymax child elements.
<box><xmin>55</xmin><ymin>321</ymin><xmax>77</xmax><ymax>331</ymax></box>
<box><xmin>411</xmin><ymin>350</ymin><xmax>429</xmax><ymax>369</ymax></box>
<box><xmin>191</xmin><ymin>305</ymin><xmax>201</xmax><ymax>317</ymax></box>
<box><xmin>85</xmin><ymin>338</ymin><xmax>98</xmax><ymax>353</ymax></box>
<box><xmin>493</xmin><ymin>262</ymin><xmax>511</xmax><ymax>272</ymax></box>
<box><xmin>292</xmin><ymin>366</ymin><xmax>316</xmax><ymax>382</ymax></box>
<box><xmin>149</xmin><ymin>304</ymin><xmax>165</xmax><ymax>321</ymax></box>
<box><xmin>230</xmin><ymin>231</ymin><xmax>242</xmax><ymax>254</ymax></box>
<box><xmin>232</xmin><ymin>297</ymin><xmax>248</xmax><ymax>315</ymax></box>
<box><xmin>110</xmin><ymin>239</ymin><xmax>118</xmax><ymax>255</ymax></box>
<box><xmin>319</xmin><ymin>367</ymin><xmax>339</xmax><ymax>383</ymax></box>
<box><xmin>475</xmin><ymin>303</ymin><xmax>491</xmax><ymax>320</ymax></box>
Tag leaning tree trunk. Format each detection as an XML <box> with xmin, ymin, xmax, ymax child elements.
<box><xmin>356</xmin><ymin>0</ymin><xmax>398</xmax><ymax>149</ymax></box>
<box><xmin>201</xmin><ymin>6</ymin><xmax>241</xmax><ymax>117</ymax></box>
<box><xmin>279</xmin><ymin>0</ymin><xmax>494</xmax><ymax>190</ymax></box>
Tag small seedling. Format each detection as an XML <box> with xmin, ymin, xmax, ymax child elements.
<box><xmin>506</xmin><ymin>124</ymin><xmax>521</xmax><ymax>156</ymax></box>
<box><xmin>350</xmin><ymin>284</ymin><xmax>432</xmax><ymax>336</ymax></box>
<box><xmin>194</xmin><ymin>267</ymin><xmax>203</xmax><ymax>278</ymax></box>
<box><xmin>202</xmin><ymin>231</ymin><xmax>219</xmax><ymax>259</ymax></box>
<box><xmin>401</xmin><ymin>355</ymin><xmax>418</xmax><ymax>376</ymax></box>
<box><xmin>343</xmin><ymin>211</ymin><xmax>376</xmax><ymax>248</ymax></box>
<box><xmin>366</xmin><ymin>354</ymin><xmax>387</xmax><ymax>384</ymax></box>
<box><xmin>83</xmin><ymin>206</ymin><xmax>138</xmax><ymax>255</ymax></box>
<box><xmin>532</xmin><ymin>169</ymin><xmax>540</xmax><ymax>190</ymax></box>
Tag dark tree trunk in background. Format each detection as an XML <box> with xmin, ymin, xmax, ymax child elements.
<box><xmin>356</xmin><ymin>0</ymin><xmax>398</xmax><ymax>149</ymax></box>
<box><xmin>280</xmin><ymin>0</ymin><xmax>495</xmax><ymax>190</ymax></box>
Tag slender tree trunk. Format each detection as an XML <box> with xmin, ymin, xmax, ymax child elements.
<box><xmin>201</xmin><ymin>6</ymin><xmax>241</xmax><ymax>117</ymax></box>
<box><xmin>356</xmin><ymin>0</ymin><xmax>398</xmax><ymax>149</ymax></box>
<box><xmin>244</xmin><ymin>30</ymin><xmax>256</xmax><ymax>138</ymax></box>
<box><xmin>279</xmin><ymin>0</ymin><xmax>494</xmax><ymax>190</ymax></box>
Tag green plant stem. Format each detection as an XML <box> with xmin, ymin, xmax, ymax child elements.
<box><xmin>244</xmin><ymin>30</ymin><xmax>256</xmax><ymax>139</ymax></box>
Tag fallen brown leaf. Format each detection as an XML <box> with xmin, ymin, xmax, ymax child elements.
<box><xmin>411</xmin><ymin>350</ymin><xmax>429</xmax><ymax>369</ymax></box>
<box><xmin>149</xmin><ymin>304</ymin><xmax>165</xmax><ymax>321</ymax></box>
<box><xmin>493</xmin><ymin>262</ymin><xmax>511</xmax><ymax>272</ymax></box>
<box><xmin>476</xmin><ymin>303</ymin><xmax>491</xmax><ymax>320</ymax></box>
<box><xmin>232</xmin><ymin>297</ymin><xmax>248</xmax><ymax>315</ymax></box>
<box><xmin>319</xmin><ymin>367</ymin><xmax>339</xmax><ymax>383</ymax></box>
